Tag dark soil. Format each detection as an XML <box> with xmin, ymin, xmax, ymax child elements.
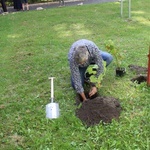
<box><xmin>128</xmin><ymin>64</ymin><xmax>147</xmax><ymax>84</ymax></box>
<box><xmin>128</xmin><ymin>64</ymin><xmax>147</xmax><ymax>75</ymax></box>
<box><xmin>76</xmin><ymin>94</ymin><xmax>122</xmax><ymax>127</ymax></box>
<box><xmin>116</xmin><ymin>67</ymin><xmax>126</xmax><ymax>77</ymax></box>
<box><xmin>131</xmin><ymin>75</ymin><xmax>147</xmax><ymax>84</ymax></box>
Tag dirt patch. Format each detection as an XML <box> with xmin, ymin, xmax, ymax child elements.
<box><xmin>128</xmin><ymin>64</ymin><xmax>147</xmax><ymax>75</ymax></box>
<box><xmin>128</xmin><ymin>64</ymin><xmax>147</xmax><ymax>84</ymax></box>
<box><xmin>76</xmin><ymin>95</ymin><xmax>121</xmax><ymax>127</ymax></box>
<box><xmin>9</xmin><ymin>134</ymin><xmax>24</xmax><ymax>146</ymax></box>
<box><xmin>131</xmin><ymin>75</ymin><xmax>147</xmax><ymax>84</ymax></box>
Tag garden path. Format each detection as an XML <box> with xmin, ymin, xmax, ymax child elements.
<box><xmin>2</xmin><ymin>0</ymin><xmax>117</xmax><ymax>13</ymax></box>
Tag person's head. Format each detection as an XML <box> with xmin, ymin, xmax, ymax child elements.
<box><xmin>74</xmin><ymin>46</ymin><xmax>89</xmax><ymax>65</ymax></box>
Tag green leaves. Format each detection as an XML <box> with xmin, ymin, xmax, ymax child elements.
<box><xmin>104</xmin><ymin>40</ymin><xmax>124</xmax><ymax>68</ymax></box>
<box><xmin>85</xmin><ymin>62</ymin><xmax>106</xmax><ymax>88</ymax></box>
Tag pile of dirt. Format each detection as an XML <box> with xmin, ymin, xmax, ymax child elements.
<box><xmin>76</xmin><ymin>96</ymin><xmax>122</xmax><ymax>127</ymax></box>
<box><xmin>131</xmin><ymin>75</ymin><xmax>147</xmax><ymax>84</ymax></box>
<box><xmin>128</xmin><ymin>64</ymin><xmax>147</xmax><ymax>84</ymax></box>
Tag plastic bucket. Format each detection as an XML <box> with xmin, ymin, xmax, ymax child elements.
<box><xmin>46</xmin><ymin>103</ymin><xmax>60</xmax><ymax>119</ymax></box>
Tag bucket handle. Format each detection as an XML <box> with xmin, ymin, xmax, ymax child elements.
<box><xmin>48</xmin><ymin>77</ymin><xmax>55</xmax><ymax>103</ymax></box>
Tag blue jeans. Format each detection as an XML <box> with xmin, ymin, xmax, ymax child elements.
<box><xmin>100</xmin><ymin>50</ymin><xmax>113</xmax><ymax>67</ymax></box>
<box><xmin>71</xmin><ymin>50</ymin><xmax>113</xmax><ymax>88</ymax></box>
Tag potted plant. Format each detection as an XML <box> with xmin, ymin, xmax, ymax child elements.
<box><xmin>105</xmin><ymin>40</ymin><xmax>126</xmax><ymax>77</ymax></box>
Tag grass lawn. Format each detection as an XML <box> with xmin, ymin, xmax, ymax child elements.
<box><xmin>0</xmin><ymin>0</ymin><xmax>150</xmax><ymax>149</ymax></box>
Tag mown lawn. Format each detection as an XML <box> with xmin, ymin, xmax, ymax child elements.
<box><xmin>0</xmin><ymin>0</ymin><xmax>150</xmax><ymax>149</ymax></box>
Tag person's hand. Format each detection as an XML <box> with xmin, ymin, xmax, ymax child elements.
<box><xmin>89</xmin><ymin>86</ymin><xmax>97</xmax><ymax>97</ymax></box>
<box><xmin>82</xmin><ymin>99</ymin><xmax>88</xmax><ymax>103</ymax></box>
<box><xmin>80</xmin><ymin>92</ymin><xmax>87</xmax><ymax>102</ymax></box>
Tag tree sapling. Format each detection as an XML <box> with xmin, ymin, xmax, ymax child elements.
<box><xmin>105</xmin><ymin>40</ymin><xmax>126</xmax><ymax>76</ymax></box>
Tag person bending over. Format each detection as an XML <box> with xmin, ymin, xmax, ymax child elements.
<box><xmin>68</xmin><ymin>39</ymin><xmax>113</xmax><ymax>102</ymax></box>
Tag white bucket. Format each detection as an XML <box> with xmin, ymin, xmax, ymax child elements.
<box><xmin>46</xmin><ymin>103</ymin><xmax>60</xmax><ymax>119</ymax></box>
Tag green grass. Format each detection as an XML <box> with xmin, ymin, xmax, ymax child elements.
<box><xmin>0</xmin><ymin>0</ymin><xmax>150</xmax><ymax>149</ymax></box>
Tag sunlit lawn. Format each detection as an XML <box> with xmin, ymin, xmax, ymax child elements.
<box><xmin>0</xmin><ymin>0</ymin><xmax>150</xmax><ymax>149</ymax></box>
